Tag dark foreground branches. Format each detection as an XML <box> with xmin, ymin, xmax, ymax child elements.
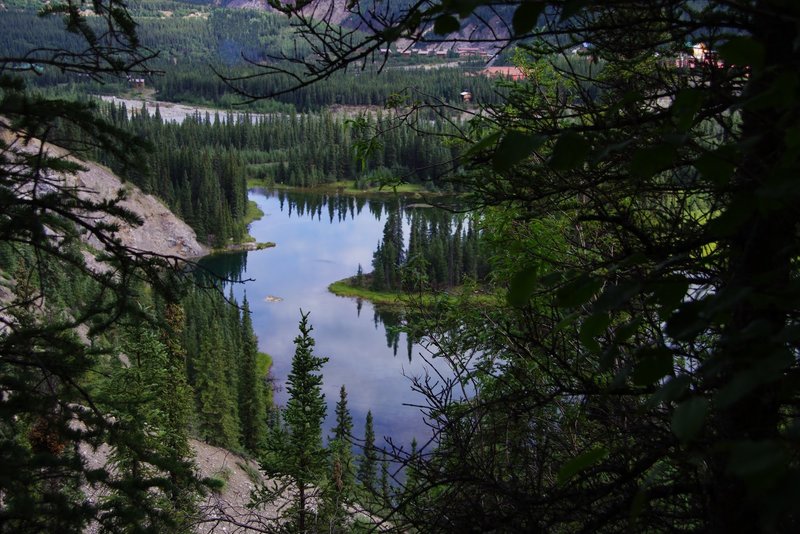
<box><xmin>245</xmin><ymin>1</ymin><xmax>800</xmax><ymax>532</ymax></box>
<box><xmin>0</xmin><ymin>3</ymin><xmax>207</xmax><ymax>532</ymax></box>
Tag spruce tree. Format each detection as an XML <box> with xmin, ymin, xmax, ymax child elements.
<box><xmin>357</xmin><ymin>410</ymin><xmax>378</xmax><ymax>494</ymax></box>
<box><xmin>322</xmin><ymin>384</ymin><xmax>355</xmax><ymax>531</ymax></box>
<box><xmin>195</xmin><ymin>323</ymin><xmax>240</xmax><ymax>449</ymax></box>
<box><xmin>102</xmin><ymin>327</ymin><xmax>197</xmax><ymax>532</ymax></box>
<box><xmin>238</xmin><ymin>295</ymin><xmax>268</xmax><ymax>455</ymax></box>
<box><xmin>253</xmin><ymin>311</ymin><xmax>328</xmax><ymax>533</ymax></box>
<box><xmin>330</xmin><ymin>385</ymin><xmax>355</xmax><ymax>494</ymax></box>
<box><xmin>159</xmin><ymin>303</ymin><xmax>198</xmax><ymax>531</ymax></box>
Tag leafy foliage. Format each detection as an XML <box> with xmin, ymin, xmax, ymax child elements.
<box><xmin>256</xmin><ymin>0</ymin><xmax>800</xmax><ymax>531</ymax></box>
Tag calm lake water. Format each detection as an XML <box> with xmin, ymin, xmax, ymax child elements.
<box><xmin>201</xmin><ymin>189</ymin><xmax>439</xmax><ymax>449</ymax></box>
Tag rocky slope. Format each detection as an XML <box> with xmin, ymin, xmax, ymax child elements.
<box><xmin>0</xmin><ymin>130</ymin><xmax>208</xmax><ymax>262</ymax></box>
<box><xmin>72</xmin><ymin>157</ymin><xmax>209</xmax><ymax>261</ymax></box>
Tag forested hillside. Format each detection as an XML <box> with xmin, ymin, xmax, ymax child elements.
<box><xmin>5</xmin><ymin>0</ymin><xmax>800</xmax><ymax>532</ymax></box>
<box><xmin>107</xmin><ymin>102</ymin><xmax>461</xmax><ymax>186</ymax></box>
<box><xmin>0</xmin><ymin>2</ymin><xmax>504</xmax><ymax>111</ymax></box>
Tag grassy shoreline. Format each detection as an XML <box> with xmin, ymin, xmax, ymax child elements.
<box><xmin>209</xmin><ymin>200</ymin><xmax>274</xmax><ymax>254</ymax></box>
<box><xmin>328</xmin><ymin>278</ymin><xmax>411</xmax><ymax>307</ymax></box>
<box><xmin>328</xmin><ymin>276</ymin><xmax>499</xmax><ymax>308</ymax></box>
<box><xmin>248</xmin><ymin>179</ymin><xmax>438</xmax><ymax>197</ymax></box>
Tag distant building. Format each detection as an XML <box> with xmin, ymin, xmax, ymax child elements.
<box><xmin>128</xmin><ymin>77</ymin><xmax>145</xmax><ymax>89</ymax></box>
<box><xmin>676</xmin><ymin>42</ymin><xmax>724</xmax><ymax>69</ymax></box>
<box><xmin>481</xmin><ymin>66</ymin><xmax>525</xmax><ymax>81</ymax></box>
<box><xmin>456</xmin><ymin>46</ymin><xmax>491</xmax><ymax>58</ymax></box>
<box><xmin>460</xmin><ymin>91</ymin><xmax>472</xmax><ymax>102</ymax></box>
<box><xmin>692</xmin><ymin>43</ymin><xmax>708</xmax><ymax>62</ymax></box>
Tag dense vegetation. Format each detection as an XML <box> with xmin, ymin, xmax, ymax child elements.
<box><xmin>368</xmin><ymin>204</ymin><xmax>489</xmax><ymax>292</ymax></box>
<box><xmin>0</xmin><ymin>3</ymin><xmax>503</xmax><ymax>112</ymax></box>
<box><xmin>254</xmin><ymin>0</ymin><xmax>800</xmax><ymax>532</ymax></box>
<box><xmin>251</xmin><ymin>314</ymin><xmax>397</xmax><ymax>531</ymax></box>
<box><xmin>98</xmin><ymin>100</ymin><xmax>462</xmax><ymax>198</ymax></box>
<box><xmin>5</xmin><ymin>0</ymin><xmax>800</xmax><ymax>532</ymax></box>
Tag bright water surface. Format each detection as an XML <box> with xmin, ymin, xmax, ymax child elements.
<box><xmin>201</xmin><ymin>189</ymin><xmax>437</xmax><ymax>449</ymax></box>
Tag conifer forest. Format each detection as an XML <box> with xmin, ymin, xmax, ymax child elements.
<box><xmin>2</xmin><ymin>0</ymin><xmax>800</xmax><ymax>532</ymax></box>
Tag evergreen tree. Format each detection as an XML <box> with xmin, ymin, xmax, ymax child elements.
<box><xmin>238</xmin><ymin>295</ymin><xmax>268</xmax><ymax>455</ymax></box>
<box><xmin>257</xmin><ymin>1</ymin><xmax>800</xmax><ymax>530</ymax></box>
<box><xmin>330</xmin><ymin>385</ymin><xmax>355</xmax><ymax>494</ymax></box>
<box><xmin>322</xmin><ymin>384</ymin><xmax>355</xmax><ymax>531</ymax></box>
<box><xmin>159</xmin><ymin>303</ymin><xmax>198</xmax><ymax>531</ymax></box>
<box><xmin>0</xmin><ymin>3</ymin><xmax>210</xmax><ymax>529</ymax></box>
<box><xmin>101</xmin><ymin>327</ymin><xmax>197</xmax><ymax>532</ymax></box>
<box><xmin>357</xmin><ymin>410</ymin><xmax>378</xmax><ymax>494</ymax></box>
<box><xmin>253</xmin><ymin>311</ymin><xmax>328</xmax><ymax>533</ymax></box>
<box><xmin>195</xmin><ymin>324</ymin><xmax>240</xmax><ymax>449</ymax></box>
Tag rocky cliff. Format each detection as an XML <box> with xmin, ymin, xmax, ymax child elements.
<box><xmin>72</xmin><ymin>157</ymin><xmax>209</xmax><ymax>261</ymax></box>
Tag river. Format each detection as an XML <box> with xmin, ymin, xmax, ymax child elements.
<box><xmin>201</xmin><ymin>188</ymin><xmax>439</xmax><ymax>450</ymax></box>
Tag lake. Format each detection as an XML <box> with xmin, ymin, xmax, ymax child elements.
<box><xmin>201</xmin><ymin>188</ymin><xmax>440</xmax><ymax>451</ymax></box>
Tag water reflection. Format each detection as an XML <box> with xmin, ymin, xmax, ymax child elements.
<box><xmin>273</xmin><ymin>188</ymin><xmax>389</xmax><ymax>223</ymax></box>
<box><xmin>200</xmin><ymin>189</ymin><xmax>440</xmax><ymax>448</ymax></box>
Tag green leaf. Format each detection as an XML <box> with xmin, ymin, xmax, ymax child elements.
<box><xmin>555</xmin><ymin>275</ymin><xmax>602</xmax><ymax>308</ymax></box>
<box><xmin>465</xmin><ymin>131</ymin><xmax>502</xmax><ymax>158</ymax></box>
<box><xmin>512</xmin><ymin>2</ymin><xmax>544</xmax><ymax>36</ymax></box>
<box><xmin>579</xmin><ymin>313</ymin><xmax>610</xmax><ymax>353</ymax></box>
<box><xmin>558</xmin><ymin>447</ymin><xmax>608</xmax><ymax>485</ymax></box>
<box><xmin>492</xmin><ymin>131</ymin><xmax>546</xmax><ymax>171</ymax></box>
<box><xmin>507</xmin><ymin>266</ymin><xmax>538</xmax><ymax>307</ymax></box>
<box><xmin>580</xmin><ymin>312</ymin><xmax>611</xmax><ymax>340</ymax></box>
<box><xmin>632</xmin><ymin>347</ymin><xmax>674</xmax><ymax>386</ymax></box>
<box><xmin>694</xmin><ymin>150</ymin><xmax>736</xmax><ymax>186</ymax></box>
<box><xmin>433</xmin><ymin>15</ymin><xmax>460</xmax><ymax>35</ymax></box>
<box><xmin>554</xmin><ymin>311</ymin><xmax>580</xmax><ymax>332</ymax></box>
<box><xmin>664</xmin><ymin>300</ymin><xmax>705</xmax><ymax>341</ymax></box>
<box><xmin>613</xmin><ymin>318</ymin><xmax>642</xmax><ymax>344</ymax></box>
<box><xmin>548</xmin><ymin>131</ymin><xmax>591</xmax><ymax>170</ymax></box>
<box><xmin>718</xmin><ymin>36</ymin><xmax>766</xmax><ymax>71</ymax></box>
<box><xmin>648</xmin><ymin>278</ymin><xmax>689</xmax><ymax>318</ymax></box>
<box><xmin>671</xmin><ymin>397</ymin><xmax>708</xmax><ymax>442</ymax></box>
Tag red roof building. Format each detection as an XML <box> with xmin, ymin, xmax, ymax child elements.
<box><xmin>481</xmin><ymin>67</ymin><xmax>525</xmax><ymax>80</ymax></box>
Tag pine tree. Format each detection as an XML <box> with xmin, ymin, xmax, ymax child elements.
<box><xmin>330</xmin><ymin>385</ymin><xmax>355</xmax><ymax>493</ymax></box>
<box><xmin>254</xmin><ymin>311</ymin><xmax>328</xmax><ymax>533</ymax></box>
<box><xmin>357</xmin><ymin>410</ymin><xmax>378</xmax><ymax>494</ymax></box>
<box><xmin>101</xmin><ymin>326</ymin><xmax>198</xmax><ymax>532</ymax></box>
<box><xmin>195</xmin><ymin>323</ymin><xmax>240</xmax><ymax>449</ymax></box>
<box><xmin>322</xmin><ymin>384</ymin><xmax>355</xmax><ymax>531</ymax></box>
<box><xmin>238</xmin><ymin>295</ymin><xmax>268</xmax><ymax>455</ymax></box>
<box><xmin>159</xmin><ymin>303</ymin><xmax>199</xmax><ymax>531</ymax></box>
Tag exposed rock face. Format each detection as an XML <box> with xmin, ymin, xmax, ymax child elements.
<box><xmin>0</xmin><ymin>129</ymin><xmax>208</xmax><ymax>262</ymax></box>
<box><xmin>225</xmin><ymin>0</ymin><xmax>351</xmax><ymax>24</ymax></box>
<box><xmin>71</xmin><ymin>158</ymin><xmax>208</xmax><ymax>260</ymax></box>
<box><xmin>222</xmin><ymin>0</ymin><xmax>510</xmax><ymax>56</ymax></box>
